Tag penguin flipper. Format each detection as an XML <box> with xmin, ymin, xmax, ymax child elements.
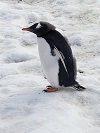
<box><xmin>73</xmin><ymin>84</ymin><xmax>86</xmax><ymax>91</ymax></box>
<box><xmin>54</xmin><ymin>46</ymin><xmax>68</xmax><ymax>73</ymax></box>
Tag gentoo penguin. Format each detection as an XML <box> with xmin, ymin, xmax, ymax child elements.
<box><xmin>22</xmin><ymin>21</ymin><xmax>86</xmax><ymax>92</ymax></box>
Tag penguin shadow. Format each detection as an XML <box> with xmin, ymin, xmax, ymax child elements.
<box><xmin>58</xmin><ymin>86</ymin><xmax>82</xmax><ymax>93</ymax></box>
<box><xmin>68</xmin><ymin>86</ymin><xmax>99</xmax><ymax>107</ymax></box>
<box><xmin>39</xmin><ymin>87</ymin><xmax>100</xmax><ymax>128</ymax></box>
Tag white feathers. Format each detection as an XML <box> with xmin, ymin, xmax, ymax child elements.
<box><xmin>37</xmin><ymin>37</ymin><xmax>59</xmax><ymax>87</ymax></box>
<box><xmin>36</xmin><ymin>23</ymin><xmax>42</xmax><ymax>29</ymax></box>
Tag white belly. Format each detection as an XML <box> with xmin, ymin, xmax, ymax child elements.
<box><xmin>37</xmin><ymin>37</ymin><xmax>59</xmax><ymax>87</ymax></box>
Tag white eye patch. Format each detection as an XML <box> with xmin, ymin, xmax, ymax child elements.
<box><xmin>36</xmin><ymin>23</ymin><xmax>42</xmax><ymax>29</ymax></box>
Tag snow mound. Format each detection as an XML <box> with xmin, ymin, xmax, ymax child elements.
<box><xmin>80</xmin><ymin>0</ymin><xmax>98</xmax><ymax>4</ymax></box>
<box><xmin>22</xmin><ymin>32</ymin><xmax>37</xmax><ymax>46</ymax></box>
<box><xmin>27</xmin><ymin>13</ymin><xmax>40</xmax><ymax>23</ymax></box>
<box><xmin>6</xmin><ymin>48</ymin><xmax>34</xmax><ymax>63</ymax></box>
<box><xmin>0</xmin><ymin>65</ymin><xmax>18</xmax><ymax>79</ymax></box>
<box><xmin>93</xmin><ymin>41</ymin><xmax>100</xmax><ymax>54</ymax></box>
<box><xmin>68</xmin><ymin>34</ymin><xmax>86</xmax><ymax>46</ymax></box>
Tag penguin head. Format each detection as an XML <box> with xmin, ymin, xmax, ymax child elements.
<box><xmin>22</xmin><ymin>21</ymin><xmax>56</xmax><ymax>37</ymax></box>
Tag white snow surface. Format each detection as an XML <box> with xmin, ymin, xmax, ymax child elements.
<box><xmin>0</xmin><ymin>0</ymin><xmax>100</xmax><ymax>133</ymax></box>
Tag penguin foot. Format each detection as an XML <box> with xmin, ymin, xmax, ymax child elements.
<box><xmin>73</xmin><ymin>84</ymin><xmax>86</xmax><ymax>91</ymax></box>
<box><xmin>43</xmin><ymin>86</ymin><xmax>58</xmax><ymax>92</ymax></box>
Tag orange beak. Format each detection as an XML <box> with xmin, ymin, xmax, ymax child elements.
<box><xmin>22</xmin><ymin>28</ymin><xmax>30</xmax><ymax>31</ymax></box>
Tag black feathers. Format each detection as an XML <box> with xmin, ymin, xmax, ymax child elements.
<box><xmin>42</xmin><ymin>30</ymin><xmax>77</xmax><ymax>86</ymax></box>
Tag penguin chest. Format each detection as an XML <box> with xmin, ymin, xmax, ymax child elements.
<box><xmin>37</xmin><ymin>37</ymin><xmax>59</xmax><ymax>87</ymax></box>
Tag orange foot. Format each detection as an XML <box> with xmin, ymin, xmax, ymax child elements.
<box><xmin>43</xmin><ymin>86</ymin><xmax>58</xmax><ymax>92</ymax></box>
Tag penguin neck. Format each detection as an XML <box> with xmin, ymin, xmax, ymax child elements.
<box><xmin>37</xmin><ymin>30</ymin><xmax>54</xmax><ymax>38</ymax></box>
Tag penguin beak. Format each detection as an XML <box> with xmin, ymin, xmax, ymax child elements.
<box><xmin>22</xmin><ymin>27</ymin><xmax>30</xmax><ymax>31</ymax></box>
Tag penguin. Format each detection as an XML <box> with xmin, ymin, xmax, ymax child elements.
<box><xmin>22</xmin><ymin>21</ymin><xmax>86</xmax><ymax>92</ymax></box>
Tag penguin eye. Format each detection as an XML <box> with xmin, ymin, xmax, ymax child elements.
<box><xmin>36</xmin><ymin>23</ymin><xmax>42</xmax><ymax>29</ymax></box>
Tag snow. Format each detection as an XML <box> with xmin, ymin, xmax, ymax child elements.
<box><xmin>0</xmin><ymin>0</ymin><xmax>100</xmax><ymax>133</ymax></box>
<box><xmin>6</xmin><ymin>48</ymin><xmax>34</xmax><ymax>63</ymax></box>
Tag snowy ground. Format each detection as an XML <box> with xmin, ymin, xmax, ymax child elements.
<box><xmin>0</xmin><ymin>0</ymin><xmax>100</xmax><ymax>133</ymax></box>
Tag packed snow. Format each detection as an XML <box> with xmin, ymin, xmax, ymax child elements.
<box><xmin>0</xmin><ymin>0</ymin><xmax>100</xmax><ymax>133</ymax></box>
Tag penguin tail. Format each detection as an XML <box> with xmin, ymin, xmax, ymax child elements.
<box><xmin>73</xmin><ymin>83</ymin><xmax>86</xmax><ymax>91</ymax></box>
